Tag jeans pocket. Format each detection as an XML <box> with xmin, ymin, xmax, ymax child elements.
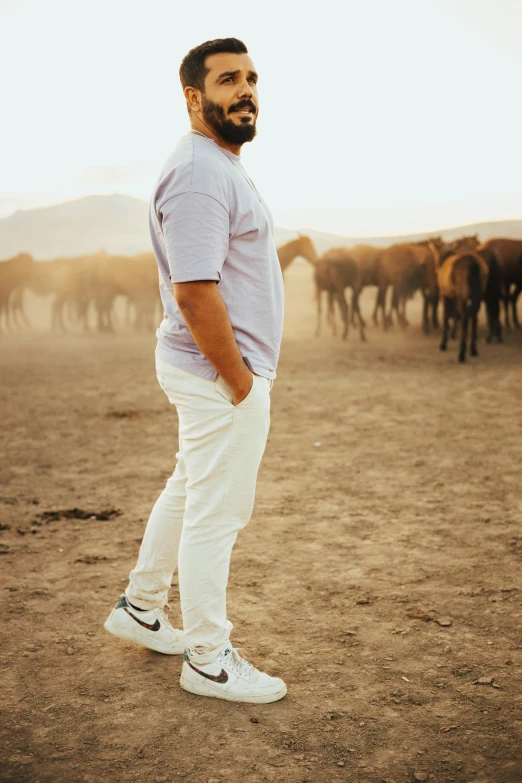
<box><xmin>214</xmin><ymin>375</ymin><xmax>234</xmax><ymax>405</ymax></box>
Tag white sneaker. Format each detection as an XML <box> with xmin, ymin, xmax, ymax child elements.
<box><xmin>104</xmin><ymin>595</ymin><xmax>185</xmax><ymax>655</ymax></box>
<box><xmin>180</xmin><ymin>643</ymin><xmax>287</xmax><ymax>703</ymax></box>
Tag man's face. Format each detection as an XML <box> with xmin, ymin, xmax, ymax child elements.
<box><xmin>198</xmin><ymin>52</ymin><xmax>259</xmax><ymax>145</ymax></box>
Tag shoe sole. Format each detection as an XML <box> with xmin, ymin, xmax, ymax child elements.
<box><xmin>180</xmin><ymin>672</ymin><xmax>287</xmax><ymax>704</ymax></box>
<box><xmin>104</xmin><ymin>616</ymin><xmax>184</xmax><ymax>655</ymax></box>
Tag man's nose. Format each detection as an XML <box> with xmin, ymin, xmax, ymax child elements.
<box><xmin>237</xmin><ymin>78</ymin><xmax>254</xmax><ymax>99</ymax></box>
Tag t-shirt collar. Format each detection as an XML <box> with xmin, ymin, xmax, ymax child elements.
<box><xmin>189</xmin><ymin>131</ymin><xmax>241</xmax><ymax>161</ymax></box>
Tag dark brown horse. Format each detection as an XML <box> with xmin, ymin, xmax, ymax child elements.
<box><xmin>478</xmin><ymin>238</ymin><xmax>522</xmax><ymax>328</ymax></box>
<box><xmin>437</xmin><ymin>250</ymin><xmax>489</xmax><ymax>362</ymax></box>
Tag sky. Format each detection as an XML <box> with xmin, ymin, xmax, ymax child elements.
<box><xmin>1</xmin><ymin>0</ymin><xmax>522</xmax><ymax>236</ymax></box>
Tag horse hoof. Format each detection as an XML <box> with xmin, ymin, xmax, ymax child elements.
<box><xmin>470</xmin><ymin>348</ymin><xmax>478</xmax><ymax>357</ymax></box>
<box><xmin>458</xmin><ymin>353</ymin><xmax>466</xmax><ymax>363</ymax></box>
<box><xmin>439</xmin><ymin>343</ymin><xmax>447</xmax><ymax>352</ymax></box>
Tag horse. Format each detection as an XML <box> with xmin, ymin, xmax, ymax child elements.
<box><xmin>313</xmin><ymin>248</ymin><xmax>366</xmax><ymax>341</ymax></box>
<box><xmin>437</xmin><ymin>250</ymin><xmax>489</xmax><ymax>362</ymax></box>
<box><xmin>478</xmin><ymin>238</ymin><xmax>522</xmax><ymax>328</ymax></box>
<box><xmin>376</xmin><ymin>240</ymin><xmax>440</xmax><ymax>332</ymax></box>
<box><xmin>346</xmin><ymin>244</ymin><xmax>382</xmax><ymax>327</ymax></box>
<box><xmin>0</xmin><ymin>253</ymin><xmax>35</xmax><ymax>333</ymax></box>
<box><xmin>277</xmin><ymin>234</ymin><xmax>318</xmax><ymax>273</ymax></box>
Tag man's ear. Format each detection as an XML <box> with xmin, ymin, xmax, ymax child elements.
<box><xmin>184</xmin><ymin>86</ymin><xmax>201</xmax><ymax>114</ymax></box>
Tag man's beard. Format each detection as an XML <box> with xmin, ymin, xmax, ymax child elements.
<box><xmin>201</xmin><ymin>95</ymin><xmax>257</xmax><ymax>145</ymax></box>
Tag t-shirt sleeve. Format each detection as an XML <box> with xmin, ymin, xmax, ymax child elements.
<box><xmin>159</xmin><ymin>191</ymin><xmax>229</xmax><ymax>283</ymax></box>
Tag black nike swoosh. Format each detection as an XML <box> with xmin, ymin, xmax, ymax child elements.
<box><xmin>188</xmin><ymin>661</ymin><xmax>229</xmax><ymax>683</ymax></box>
<box><xmin>123</xmin><ymin>607</ymin><xmax>160</xmax><ymax>632</ymax></box>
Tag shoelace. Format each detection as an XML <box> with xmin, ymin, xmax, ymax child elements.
<box><xmin>157</xmin><ymin>603</ymin><xmax>176</xmax><ymax>633</ymax></box>
<box><xmin>225</xmin><ymin>647</ymin><xmax>255</xmax><ymax>678</ymax></box>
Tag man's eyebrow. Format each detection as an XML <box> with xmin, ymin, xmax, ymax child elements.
<box><xmin>216</xmin><ymin>70</ymin><xmax>259</xmax><ymax>81</ymax></box>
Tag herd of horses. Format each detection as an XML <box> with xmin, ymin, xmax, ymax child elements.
<box><xmin>282</xmin><ymin>233</ymin><xmax>521</xmax><ymax>362</ymax></box>
<box><xmin>0</xmin><ymin>233</ymin><xmax>521</xmax><ymax>362</ymax></box>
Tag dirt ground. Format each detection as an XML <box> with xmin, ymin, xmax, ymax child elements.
<box><xmin>1</xmin><ymin>262</ymin><xmax>522</xmax><ymax>783</ymax></box>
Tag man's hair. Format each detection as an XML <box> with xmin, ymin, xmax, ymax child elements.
<box><xmin>179</xmin><ymin>38</ymin><xmax>248</xmax><ymax>93</ymax></box>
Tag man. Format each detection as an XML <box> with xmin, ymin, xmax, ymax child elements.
<box><xmin>104</xmin><ymin>38</ymin><xmax>286</xmax><ymax>704</ymax></box>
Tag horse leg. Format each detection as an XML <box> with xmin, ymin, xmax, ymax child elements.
<box><xmin>315</xmin><ymin>291</ymin><xmax>322</xmax><ymax>337</ymax></box>
<box><xmin>355</xmin><ymin>292</ymin><xmax>366</xmax><ymax>342</ymax></box>
<box><xmin>439</xmin><ymin>298</ymin><xmax>450</xmax><ymax>351</ymax></box>
<box><xmin>372</xmin><ymin>288</ymin><xmax>380</xmax><ymax>325</ymax></box>
<box><xmin>381</xmin><ymin>285</ymin><xmax>391</xmax><ymax>327</ymax></box>
<box><xmin>59</xmin><ymin>301</ymin><xmax>67</xmax><ymax>332</ymax></box>
<box><xmin>470</xmin><ymin>309</ymin><xmax>479</xmax><ymax>356</ymax></box>
<box><xmin>336</xmin><ymin>288</ymin><xmax>349</xmax><ymax>340</ymax></box>
<box><xmin>352</xmin><ymin>288</ymin><xmax>366</xmax><ymax>328</ymax></box>
<box><xmin>450</xmin><ymin>302</ymin><xmax>458</xmax><ymax>340</ymax></box>
<box><xmin>458</xmin><ymin>303</ymin><xmax>468</xmax><ymax>363</ymax></box>
<box><xmin>327</xmin><ymin>290</ymin><xmax>337</xmax><ymax>336</ymax></box>
<box><xmin>511</xmin><ymin>283</ymin><xmax>522</xmax><ymax>328</ymax></box>
<box><xmin>4</xmin><ymin>294</ymin><xmax>12</xmax><ymax>332</ymax></box>
<box><xmin>485</xmin><ymin>298</ymin><xmax>494</xmax><ymax>344</ymax></box>
<box><xmin>400</xmin><ymin>295</ymin><xmax>410</xmax><ymax>328</ymax></box>
<box><xmin>393</xmin><ymin>288</ymin><xmax>405</xmax><ymax>329</ymax></box>
<box><xmin>107</xmin><ymin>303</ymin><xmax>115</xmax><ymax>333</ymax></box>
<box><xmin>431</xmin><ymin>290</ymin><xmax>440</xmax><ymax>329</ymax></box>
<box><xmin>95</xmin><ymin>302</ymin><xmax>104</xmax><ymax>332</ymax></box>
<box><xmin>422</xmin><ymin>293</ymin><xmax>430</xmax><ymax>335</ymax></box>
<box><xmin>501</xmin><ymin>284</ymin><xmax>511</xmax><ymax>329</ymax></box>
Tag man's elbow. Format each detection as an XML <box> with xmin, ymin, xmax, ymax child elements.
<box><xmin>173</xmin><ymin>281</ymin><xmax>216</xmax><ymax>313</ymax></box>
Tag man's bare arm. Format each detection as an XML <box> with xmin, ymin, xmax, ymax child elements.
<box><xmin>174</xmin><ymin>281</ymin><xmax>253</xmax><ymax>405</ymax></box>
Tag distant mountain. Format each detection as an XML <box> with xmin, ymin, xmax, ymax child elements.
<box><xmin>0</xmin><ymin>195</ymin><xmax>150</xmax><ymax>259</ymax></box>
<box><xmin>0</xmin><ymin>193</ymin><xmax>521</xmax><ymax>260</ymax></box>
<box><xmin>305</xmin><ymin>220</ymin><xmax>522</xmax><ymax>255</ymax></box>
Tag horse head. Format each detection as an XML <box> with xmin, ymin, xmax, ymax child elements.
<box><xmin>296</xmin><ymin>234</ymin><xmax>319</xmax><ymax>263</ymax></box>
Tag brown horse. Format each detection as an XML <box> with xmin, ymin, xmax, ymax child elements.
<box><xmin>376</xmin><ymin>240</ymin><xmax>440</xmax><ymax>331</ymax></box>
<box><xmin>478</xmin><ymin>238</ymin><xmax>522</xmax><ymax>328</ymax></box>
<box><xmin>89</xmin><ymin>252</ymin><xmax>159</xmax><ymax>332</ymax></box>
<box><xmin>0</xmin><ymin>253</ymin><xmax>35</xmax><ymax>332</ymax></box>
<box><xmin>277</xmin><ymin>235</ymin><xmax>318</xmax><ymax>273</ymax></box>
<box><xmin>28</xmin><ymin>253</ymin><xmax>107</xmax><ymax>331</ymax></box>
<box><xmin>347</xmin><ymin>244</ymin><xmax>383</xmax><ymax>327</ymax></box>
<box><xmin>313</xmin><ymin>248</ymin><xmax>366</xmax><ymax>341</ymax></box>
<box><xmin>437</xmin><ymin>250</ymin><xmax>489</xmax><ymax>362</ymax></box>
<box><xmin>429</xmin><ymin>235</ymin><xmax>480</xmax><ymax>337</ymax></box>
<box><xmin>313</xmin><ymin>256</ymin><xmax>338</xmax><ymax>337</ymax></box>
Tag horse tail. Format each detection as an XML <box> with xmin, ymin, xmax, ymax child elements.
<box><xmin>485</xmin><ymin>254</ymin><xmax>501</xmax><ymax>317</ymax></box>
<box><xmin>468</xmin><ymin>258</ymin><xmax>482</xmax><ymax>315</ymax></box>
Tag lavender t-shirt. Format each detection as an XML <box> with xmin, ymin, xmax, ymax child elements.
<box><xmin>150</xmin><ymin>133</ymin><xmax>284</xmax><ymax>380</ymax></box>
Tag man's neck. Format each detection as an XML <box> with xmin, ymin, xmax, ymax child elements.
<box><xmin>189</xmin><ymin>117</ymin><xmax>242</xmax><ymax>156</ymax></box>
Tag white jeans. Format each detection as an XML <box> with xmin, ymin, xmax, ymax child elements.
<box><xmin>126</xmin><ymin>357</ymin><xmax>271</xmax><ymax>664</ymax></box>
